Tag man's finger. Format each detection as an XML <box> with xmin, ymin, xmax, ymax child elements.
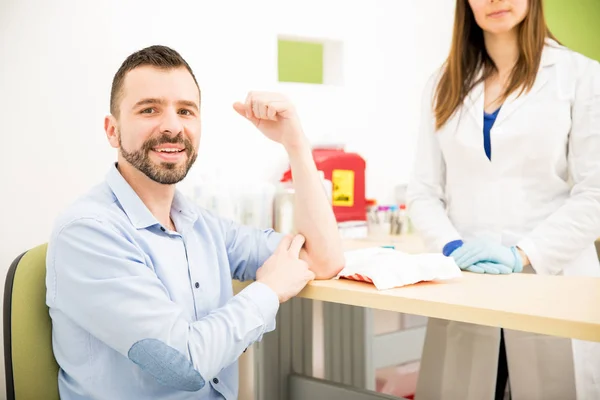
<box><xmin>252</xmin><ymin>100</ymin><xmax>261</xmax><ymax>119</ymax></box>
<box><xmin>233</xmin><ymin>102</ymin><xmax>259</xmax><ymax>126</ymax></box>
<box><xmin>288</xmin><ymin>234</ymin><xmax>306</xmax><ymax>258</ymax></box>
<box><xmin>233</xmin><ymin>102</ymin><xmax>247</xmax><ymax>117</ymax></box>
<box><xmin>259</xmin><ymin>104</ymin><xmax>269</xmax><ymax>120</ymax></box>
<box><xmin>305</xmin><ymin>269</ymin><xmax>316</xmax><ymax>281</ymax></box>
<box><xmin>263</xmin><ymin>100</ymin><xmax>290</xmax><ymax>116</ymax></box>
<box><xmin>245</xmin><ymin>92</ymin><xmax>253</xmax><ymax>119</ymax></box>
<box><xmin>275</xmin><ymin>235</ymin><xmax>293</xmax><ymax>253</ymax></box>
<box><xmin>267</xmin><ymin>104</ymin><xmax>278</xmax><ymax>120</ymax></box>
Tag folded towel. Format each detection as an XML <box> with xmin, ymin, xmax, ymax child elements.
<box><xmin>336</xmin><ymin>247</ymin><xmax>462</xmax><ymax>290</ymax></box>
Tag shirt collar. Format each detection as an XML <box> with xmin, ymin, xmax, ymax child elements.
<box><xmin>541</xmin><ymin>38</ymin><xmax>561</xmax><ymax>67</ymax></box>
<box><xmin>171</xmin><ymin>189</ymin><xmax>199</xmax><ymax>231</ymax></box>
<box><xmin>106</xmin><ymin>163</ymin><xmax>198</xmax><ymax>230</ymax></box>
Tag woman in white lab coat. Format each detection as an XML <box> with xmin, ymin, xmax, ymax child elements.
<box><xmin>406</xmin><ymin>0</ymin><xmax>600</xmax><ymax>399</ymax></box>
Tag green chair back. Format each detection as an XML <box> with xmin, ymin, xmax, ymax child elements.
<box><xmin>4</xmin><ymin>244</ymin><xmax>59</xmax><ymax>400</ymax></box>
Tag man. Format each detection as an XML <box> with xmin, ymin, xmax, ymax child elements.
<box><xmin>46</xmin><ymin>45</ymin><xmax>345</xmax><ymax>400</ymax></box>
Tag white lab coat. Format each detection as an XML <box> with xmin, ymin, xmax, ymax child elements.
<box><xmin>407</xmin><ymin>39</ymin><xmax>600</xmax><ymax>400</ymax></box>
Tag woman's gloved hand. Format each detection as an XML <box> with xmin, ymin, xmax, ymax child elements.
<box><xmin>464</xmin><ymin>261</ymin><xmax>513</xmax><ymax>274</ymax></box>
<box><xmin>442</xmin><ymin>240</ymin><xmax>519</xmax><ymax>274</ymax></box>
<box><xmin>449</xmin><ymin>239</ymin><xmax>523</xmax><ymax>273</ymax></box>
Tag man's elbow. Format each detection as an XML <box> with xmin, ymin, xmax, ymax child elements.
<box><xmin>300</xmin><ymin>244</ymin><xmax>345</xmax><ymax>280</ymax></box>
<box><xmin>312</xmin><ymin>253</ymin><xmax>345</xmax><ymax>280</ymax></box>
<box><xmin>128</xmin><ymin>338</ymin><xmax>205</xmax><ymax>392</ymax></box>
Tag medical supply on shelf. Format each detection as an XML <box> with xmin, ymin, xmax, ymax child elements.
<box><xmin>273</xmin><ymin>181</ymin><xmax>296</xmax><ymax>234</ymax></box>
<box><xmin>337</xmin><ymin>220</ymin><xmax>369</xmax><ymax>239</ymax></box>
<box><xmin>336</xmin><ymin>247</ymin><xmax>462</xmax><ymax>290</ymax></box>
<box><xmin>367</xmin><ymin>202</ymin><xmax>412</xmax><ymax>237</ymax></box>
<box><xmin>391</xmin><ymin>204</ymin><xmax>411</xmax><ymax>236</ymax></box>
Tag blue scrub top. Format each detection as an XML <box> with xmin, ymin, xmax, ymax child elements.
<box><xmin>483</xmin><ymin>107</ymin><xmax>501</xmax><ymax>160</ymax></box>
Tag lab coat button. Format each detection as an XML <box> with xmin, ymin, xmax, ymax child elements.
<box><xmin>194</xmin><ymin>282</ymin><xmax>200</xmax><ymax>289</ymax></box>
<box><xmin>213</xmin><ymin>378</ymin><xmax>219</xmax><ymax>384</ymax></box>
<box><xmin>160</xmin><ymin>227</ymin><xmax>166</xmax><ymax>232</ymax></box>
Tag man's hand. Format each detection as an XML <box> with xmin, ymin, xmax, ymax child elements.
<box><xmin>233</xmin><ymin>91</ymin><xmax>306</xmax><ymax>151</ymax></box>
<box><xmin>256</xmin><ymin>234</ymin><xmax>315</xmax><ymax>303</ymax></box>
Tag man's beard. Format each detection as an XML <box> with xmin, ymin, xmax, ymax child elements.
<box><xmin>119</xmin><ymin>132</ymin><xmax>197</xmax><ymax>185</ymax></box>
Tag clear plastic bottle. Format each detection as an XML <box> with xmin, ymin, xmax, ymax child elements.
<box><xmin>399</xmin><ymin>204</ymin><xmax>410</xmax><ymax>235</ymax></box>
<box><xmin>273</xmin><ymin>181</ymin><xmax>296</xmax><ymax>234</ymax></box>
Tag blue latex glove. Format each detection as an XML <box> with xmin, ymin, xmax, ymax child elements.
<box><xmin>450</xmin><ymin>240</ymin><xmax>523</xmax><ymax>273</ymax></box>
<box><xmin>443</xmin><ymin>240</ymin><xmax>512</xmax><ymax>274</ymax></box>
<box><xmin>464</xmin><ymin>261</ymin><xmax>512</xmax><ymax>275</ymax></box>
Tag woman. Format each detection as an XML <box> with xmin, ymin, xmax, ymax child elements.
<box><xmin>407</xmin><ymin>0</ymin><xmax>600</xmax><ymax>399</ymax></box>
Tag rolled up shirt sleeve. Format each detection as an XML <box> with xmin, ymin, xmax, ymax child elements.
<box><xmin>47</xmin><ymin>217</ymin><xmax>279</xmax><ymax>390</ymax></box>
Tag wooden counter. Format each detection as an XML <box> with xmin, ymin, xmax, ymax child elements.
<box><xmin>234</xmin><ymin>234</ymin><xmax>600</xmax><ymax>342</ymax></box>
<box><xmin>235</xmin><ymin>273</ymin><xmax>600</xmax><ymax>342</ymax></box>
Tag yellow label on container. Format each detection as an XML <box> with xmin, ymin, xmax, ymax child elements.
<box><xmin>332</xmin><ymin>169</ymin><xmax>354</xmax><ymax>207</ymax></box>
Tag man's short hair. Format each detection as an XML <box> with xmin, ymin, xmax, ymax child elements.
<box><xmin>110</xmin><ymin>45</ymin><xmax>200</xmax><ymax>117</ymax></box>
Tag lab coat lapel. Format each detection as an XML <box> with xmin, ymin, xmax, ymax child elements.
<box><xmin>495</xmin><ymin>44</ymin><xmax>558</xmax><ymax>126</ymax></box>
<box><xmin>465</xmin><ymin>81</ymin><xmax>485</xmax><ymax>131</ymax></box>
<box><xmin>457</xmin><ymin>77</ymin><xmax>485</xmax><ymax>148</ymax></box>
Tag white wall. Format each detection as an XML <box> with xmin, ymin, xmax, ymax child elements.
<box><xmin>0</xmin><ymin>0</ymin><xmax>454</xmax><ymax>396</ymax></box>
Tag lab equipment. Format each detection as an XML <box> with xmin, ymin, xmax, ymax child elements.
<box><xmin>450</xmin><ymin>240</ymin><xmax>523</xmax><ymax>273</ymax></box>
<box><xmin>273</xmin><ymin>181</ymin><xmax>295</xmax><ymax>234</ymax></box>
<box><xmin>337</xmin><ymin>220</ymin><xmax>369</xmax><ymax>239</ymax></box>
<box><xmin>377</xmin><ymin>205</ymin><xmax>391</xmax><ymax>233</ymax></box>
<box><xmin>336</xmin><ymin>247</ymin><xmax>461</xmax><ymax>290</ymax></box>
<box><xmin>366</xmin><ymin>202</ymin><xmax>411</xmax><ymax>236</ymax></box>
<box><xmin>366</xmin><ymin>204</ymin><xmax>390</xmax><ymax>237</ymax></box>
<box><xmin>390</xmin><ymin>204</ymin><xmax>411</xmax><ymax>235</ymax></box>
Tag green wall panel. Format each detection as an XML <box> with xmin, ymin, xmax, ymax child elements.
<box><xmin>278</xmin><ymin>39</ymin><xmax>324</xmax><ymax>84</ymax></box>
<box><xmin>545</xmin><ymin>0</ymin><xmax>600</xmax><ymax>61</ymax></box>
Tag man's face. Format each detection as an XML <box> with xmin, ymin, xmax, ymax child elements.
<box><xmin>108</xmin><ymin>66</ymin><xmax>201</xmax><ymax>184</ymax></box>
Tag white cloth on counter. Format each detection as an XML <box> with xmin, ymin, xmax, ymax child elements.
<box><xmin>336</xmin><ymin>247</ymin><xmax>462</xmax><ymax>290</ymax></box>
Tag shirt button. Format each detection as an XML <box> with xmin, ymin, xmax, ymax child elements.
<box><xmin>213</xmin><ymin>378</ymin><xmax>219</xmax><ymax>384</ymax></box>
<box><xmin>160</xmin><ymin>227</ymin><xmax>166</xmax><ymax>232</ymax></box>
<box><xmin>195</xmin><ymin>282</ymin><xmax>200</xmax><ymax>289</ymax></box>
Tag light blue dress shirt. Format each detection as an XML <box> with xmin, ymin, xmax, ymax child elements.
<box><xmin>46</xmin><ymin>163</ymin><xmax>284</xmax><ymax>399</ymax></box>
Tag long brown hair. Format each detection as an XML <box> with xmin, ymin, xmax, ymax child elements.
<box><xmin>434</xmin><ymin>0</ymin><xmax>558</xmax><ymax>130</ymax></box>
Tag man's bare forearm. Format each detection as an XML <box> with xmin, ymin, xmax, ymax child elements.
<box><xmin>286</xmin><ymin>139</ymin><xmax>345</xmax><ymax>279</ymax></box>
